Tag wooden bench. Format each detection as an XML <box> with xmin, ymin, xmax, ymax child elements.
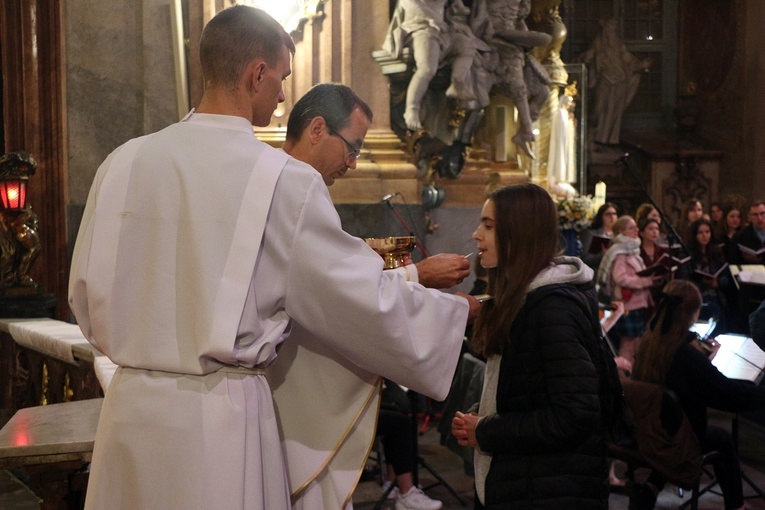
<box><xmin>0</xmin><ymin>398</ymin><xmax>103</xmax><ymax>510</ymax></box>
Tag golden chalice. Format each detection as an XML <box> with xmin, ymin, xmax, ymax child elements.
<box><xmin>365</xmin><ymin>236</ymin><xmax>417</xmax><ymax>269</ymax></box>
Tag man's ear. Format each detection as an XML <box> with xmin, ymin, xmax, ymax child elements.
<box><xmin>307</xmin><ymin>116</ymin><xmax>328</xmax><ymax>145</ymax></box>
<box><xmin>247</xmin><ymin>60</ymin><xmax>267</xmax><ymax>91</ymax></box>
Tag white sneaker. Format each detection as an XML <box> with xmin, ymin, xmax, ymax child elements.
<box><xmin>382</xmin><ymin>481</ymin><xmax>399</xmax><ymax>500</ymax></box>
<box><xmin>395</xmin><ymin>487</ymin><xmax>443</xmax><ymax>510</ymax></box>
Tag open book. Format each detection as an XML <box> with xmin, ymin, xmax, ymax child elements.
<box><xmin>588</xmin><ymin>234</ymin><xmax>611</xmax><ymax>255</ymax></box>
<box><xmin>738</xmin><ymin>244</ymin><xmax>765</xmax><ymax>257</ymax></box>
<box><xmin>694</xmin><ymin>262</ymin><xmax>729</xmax><ymax>280</ymax></box>
<box><xmin>711</xmin><ymin>333</ymin><xmax>765</xmax><ymax>383</ymax></box>
<box><xmin>636</xmin><ymin>252</ymin><xmax>690</xmax><ymax>277</ymax></box>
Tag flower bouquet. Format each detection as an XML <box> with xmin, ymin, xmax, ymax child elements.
<box><xmin>556</xmin><ymin>195</ymin><xmax>593</xmax><ymax>232</ymax></box>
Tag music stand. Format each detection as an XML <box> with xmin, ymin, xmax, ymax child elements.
<box><xmin>709</xmin><ymin>333</ymin><xmax>765</xmax><ymax>501</ymax></box>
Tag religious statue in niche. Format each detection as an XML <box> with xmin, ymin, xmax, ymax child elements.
<box><xmin>0</xmin><ymin>151</ymin><xmax>42</xmax><ymax>292</ymax></box>
<box><xmin>547</xmin><ymin>82</ymin><xmax>579</xmax><ymax>197</ymax></box>
<box><xmin>380</xmin><ymin>0</ymin><xmax>553</xmax><ymax>183</ymax></box>
<box><xmin>580</xmin><ymin>17</ymin><xmax>651</xmax><ymax>148</ymax></box>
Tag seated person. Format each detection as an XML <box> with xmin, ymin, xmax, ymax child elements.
<box><xmin>730</xmin><ymin>200</ymin><xmax>765</xmax><ymax>264</ymax></box>
<box><xmin>631</xmin><ymin>280</ymin><xmax>765</xmax><ymax>510</ymax></box>
<box><xmin>378</xmin><ymin>380</ymin><xmax>443</xmax><ymax>510</ymax></box>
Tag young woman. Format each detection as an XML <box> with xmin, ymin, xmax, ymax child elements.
<box><xmin>679</xmin><ymin>198</ymin><xmax>704</xmax><ymax>244</ymax></box>
<box><xmin>582</xmin><ymin>202</ymin><xmax>618</xmax><ymax>270</ymax></box>
<box><xmin>719</xmin><ymin>204</ymin><xmax>743</xmax><ymax>261</ymax></box>
<box><xmin>635</xmin><ymin>202</ymin><xmax>667</xmax><ymax>246</ymax></box>
<box><xmin>596</xmin><ymin>216</ymin><xmax>662</xmax><ymax>362</ymax></box>
<box><xmin>679</xmin><ymin>218</ymin><xmax>733</xmax><ymax>333</ymax></box>
<box><xmin>638</xmin><ymin>217</ymin><xmax>668</xmax><ymax>315</ymax></box>
<box><xmin>631</xmin><ymin>280</ymin><xmax>765</xmax><ymax>510</ymax></box>
<box><xmin>451</xmin><ymin>184</ymin><xmax>607</xmax><ymax>509</ymax></box>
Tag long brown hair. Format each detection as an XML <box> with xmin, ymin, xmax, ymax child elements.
<box><xmin>632</xmin><ymin>280</ymin><xmax>702</xmax><ymax>384</ymax></box>
<box><xmin>472</xmin><ymin>184</ymin><xmax>559</xmax><ymax>357</ymax></box>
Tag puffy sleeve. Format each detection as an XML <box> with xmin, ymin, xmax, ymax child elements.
<box><xmin>281</xmin><ymin>176</ymin><xmax>468</xmax><ymax>400</ymax></box>
<box><xmin>474</xmin><ymin>296</ymin><xmax>601</xmax><ymax>454</ymax></box>
<box><xmin>612</xmin><ymin>253</ymin><xmax>653</xmax><ymax>289</ymax></box>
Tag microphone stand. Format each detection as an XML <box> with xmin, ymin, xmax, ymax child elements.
<box><xmin>383</xmin><ymin>198</ymin><xmax>431</xmax><ymax>258</ymax></box>
<box><xmin>614</xmin><ymin>153</ymin><xmax>690</xmax><ymax>257</ymax></box>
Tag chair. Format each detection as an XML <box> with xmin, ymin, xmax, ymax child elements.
<box><xmin>609</xmin><ymin>379</ymin><xmax>721</xmax><ymax>510</ymax></box>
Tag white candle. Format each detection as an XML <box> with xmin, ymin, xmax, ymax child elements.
<box><xmin>593</xmin><ymin>181</ymin><xmax>607</xmax><ymax>212</ymax></box>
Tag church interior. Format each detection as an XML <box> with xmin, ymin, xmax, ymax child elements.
<box><xmin>4</xmin><ymin>0</ymin><xmax>765</xmax><ymax>508</ymax></box>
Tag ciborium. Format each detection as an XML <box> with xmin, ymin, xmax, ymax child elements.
<box><xmin>365</xmin><ymin>236</ymin><xmax>417</xmax><ymax>269</ymax></box>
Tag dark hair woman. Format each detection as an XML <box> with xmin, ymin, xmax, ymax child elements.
<box><xmin>718</xmin><ymin>203</ymin><xmax>743</xmax><ymax>261</ymax></box>
<box><xmin>679</xmin><ymin>218</ymin><xmax>734</xmax><ymax>334</ymax></box>
<box><xmin>678</xmin><ymin>198</ymin><xmax>704</xmax><ymax>244</ymax></box>
<box><xmin>582</xmin><ymin>202</ymin><xmax>618</xmax><ymax>270</ymax></box>
<box><xmin>631</xmin><ymin>280</ymin><xmax>765</xmax><ymax>510</ymax></box>
<box><xmin>451</xmin><ymin>183</ymin><xmax>607</xmax><ymax>509</ymax></box>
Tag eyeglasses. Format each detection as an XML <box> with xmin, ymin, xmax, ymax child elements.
<box><xmin>328</xmin><ymin>128</ymin><xmax>362</xmax><ymax>161</ymax></box>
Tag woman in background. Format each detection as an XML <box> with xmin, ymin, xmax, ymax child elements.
<box><xmin>582</xmin><ymin>202</ymin><xmax>618</xmax><ymax>270</ymax></box>
<box><xmin>638</xmin><ymin>217</ymin><xmax>668</xmax><ymax>316</ymax></box>
<box><xmin>631</xmin><ymin>280</ymin><xmax>765</xmax><ymax>510</ymax></box>
<box><xmin>718</xmin><ymin>203</ymin><xmax>743</xmax><ymax>261</ymax></box>
<box><xmin>597</xmin><ymin>216</ymin><xmax>662</xmax><ymax>362</ymax></box>
<box><xmin>452</xmin><ymin>183</ymin><xmax>607</xmax><ymax>509</ymax></box>
<box><xmin>678</xmin><ymin>198</ymin><xmax>704</xmax><ymax>244</ymax></box>
<box><xmin>635</xmin><ymin>202</ymin><xmax>667</xmax><ymax>245</ymax></box>
<box><xmin>679</xmin><ymin>218</ymin><xmax>733</xmax><ymax>334</ymax></box>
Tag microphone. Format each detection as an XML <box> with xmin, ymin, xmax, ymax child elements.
<box><xmin>381</xmin><ymin>192</ymin><xmax>399</xmax><ymax>203</ymax></box>
<box><xmin>613</xmin><ymin>152</ymin><xmax>630</xmax><ymax>165</ymax></box>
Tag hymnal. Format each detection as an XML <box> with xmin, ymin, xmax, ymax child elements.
<box><xmin>694</xmin><ymin>263</ymin><xmax>729</xmax><ymax>280</ymax></box>
<box><xmin>636</xmin><ymin>253</ymin><xmax>689</xmax><ymax>276</ymax></box>
<box><xmin>738</xmin><ymin>244</ymin><xmax>765</xmax><ymax>257</ymax></box>
<box><xmin>588</xmin><ymin>235</ymin><xmax>611</xmax><ymax>255</ymax></box>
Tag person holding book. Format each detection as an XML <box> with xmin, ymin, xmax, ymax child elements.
<box><xmin>596</xmin><ymin>215</ymin><xmax>663</xmax><ymax>362</ymax></box>
<box><xmin>639</xmin><ymin>217</ymin><xmax>669</xmax><ymax>316</ymax></box>
<box><xmin>630</xmin><ymin>280</ymin><xmax>765</xmax><ymax>510</ymax></box>
<box><xmin>679</xmin><ymin>218</ymin><xmax>733</xmax><ymax>334</ymax></box>
<box><xmin>635</xmin><ymin>202</ymin><xmax>668</xmax><ymax>246</ymax></box>
<box><xmin>730</xmin><ymin>200</ymin><xmax>765</xmax><ymax>264</ymax></box>
<box><xmin>718</xmin><ymin>203</ymin><xmax>743</xmax><ymax>261</ymax></box>
<box><xmin>582</xmin><ymin>202</ymin><xmax>618</xmax><ymax>270</ymax></box>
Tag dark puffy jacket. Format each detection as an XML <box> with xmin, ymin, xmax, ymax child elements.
<box><xmin>475</xmin><ymin>283</ymin><xmax>608</xmax><ymax>509</ymax></box>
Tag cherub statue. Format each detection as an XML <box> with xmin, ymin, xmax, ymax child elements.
<box><xmin>384</xmin><ymin>0</ymin><xmax>492</xmax><ymax>130</ymax></box>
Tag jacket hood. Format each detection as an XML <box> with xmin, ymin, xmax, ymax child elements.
<box><xmin>528</xmin><ymin>256</ymin><xmax>594</xmax><ymax>292</ymax></box>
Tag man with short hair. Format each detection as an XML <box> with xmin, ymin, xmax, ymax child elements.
<box><xmin>275</xmin><ymin>83</ymin><xmax>473</xmax><ymax>509</ymax></box>
<box><xmin>69</xmin><ymin>8</ymin><xmax>470</xmax><ymax>510</ymax></box>
<box><xmin>731</xmin><ymin>200</ymin><xmax>765</xmax><ymax>264</ymax></box>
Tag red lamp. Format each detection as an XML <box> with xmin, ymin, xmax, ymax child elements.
<box><xmin>0</xmin><ymin>176</ymin><xmax>27</xmax><ymax>210</ymax></box>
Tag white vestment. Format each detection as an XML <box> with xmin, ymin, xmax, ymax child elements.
<box><xmin>69</xmin><ymin>113</ymin><xmax>468</xmax><ymax>510</ymax></box>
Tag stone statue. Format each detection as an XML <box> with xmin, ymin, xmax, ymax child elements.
<box><xmin>580</xmin><ymin>17</ymin><xmax>651</xmax><ymax>146</ymax></box>
<box><xmin>383</xmin><ymin>0</ymin><xmax>492</xmax><ymax>130</ymax></box>
<box><xmin>485</xmin><ymin>0</ymin><xmax>552</xmax><ymax>158</ymax></box>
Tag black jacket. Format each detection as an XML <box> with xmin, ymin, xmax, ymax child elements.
<box><xmin>475</xmin><ymin>283</ymin><xmax>608</xmax><ymax>509</ymax></box>
<box><xmin>730</xmin><ymin>224</ymin><xmax>765</xmax><ymax>264</ymax></box>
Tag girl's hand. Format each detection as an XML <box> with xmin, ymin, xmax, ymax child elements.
<box><xmin>451</xmin><ymin>411</ymin><xmax>480</xmax><ymax>447</ymax></box>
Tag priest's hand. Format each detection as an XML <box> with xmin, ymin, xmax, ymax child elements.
<box><xmin>415</xmin><ymin>253</ymin><xmax>470</xmax><ymax>289</ymax></box>
<box><xmin>455</xmin><ymin>292</ymin><xmax>481</xmax><ymax>324</ymax></box>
